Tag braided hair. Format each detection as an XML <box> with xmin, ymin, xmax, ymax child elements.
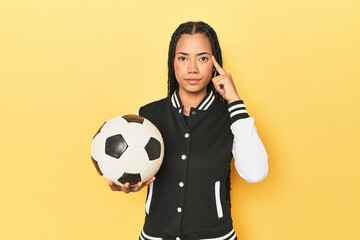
<box><xmin>167</xmin><ymin>21</ymin><xmax>225</xmax><ymax>102</ymax></box>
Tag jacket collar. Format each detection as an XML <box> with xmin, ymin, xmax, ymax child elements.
<box><xmin>170</xmin><ymin>88</ymin><xmax>216</xmax><ymax>111</ymax></box>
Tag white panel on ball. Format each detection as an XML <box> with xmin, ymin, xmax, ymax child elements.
<box><xmin>91</xmin><ymin>134</ymin><xmax>106</xmax><ymax>162</ymax></box>
<box><xmin>100</xmin><ymin>116</ymin><xmax>128</xmax><ymax>136</ymax></box>
<box><xmin>101</xmin><ymin>156</ymin><xmax>124</xmax><ymax>181</ymax></box>
<box><xmin>121</xmin><ymin>123</ymin><xmax>150</xmax><ymax>147</ymax></box>
<box><xmin>140</xmin><ymin>159</ymin><xmax>163</xmax><ymax>182</ymax></box>
<box><xmin>120</xmin><ymin>147</ymin><xmax>149</xmax><ymax>173</ymax></box>
<box><xmin>143</xmin><ymin>119</ymin><xmax>163</xmax><ymax>142</ymax></box>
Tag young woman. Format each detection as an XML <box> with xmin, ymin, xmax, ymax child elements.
<box><xmin>109</xmin><ymin>21</ymin><xmax>269</xmax><ymax>240</ymax></box>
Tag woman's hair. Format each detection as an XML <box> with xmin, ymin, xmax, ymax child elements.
<box><xmin>167</xmin><ymin>21</ymin><xmax>224</xmax><ymax>102</ymax></box>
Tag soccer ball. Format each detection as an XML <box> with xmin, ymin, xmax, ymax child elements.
<box><xmin>91</xmin><ymin>114</ymin><xmax>164</xmax><ymax>186</ymax></box>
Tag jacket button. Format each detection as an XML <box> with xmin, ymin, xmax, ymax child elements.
<box><xmin>192</xmin><ymin>111</ymin><xmax>196</xmax><ymax>115</ymax></box>
<box><xmin>179</xmin><ymin>182</ymin><xmax>184</xmax><ymax>187</ymax></box>
<box><xmin>181</xmin><ymin>155</ymin><xmax>186</xmax><ymax>160</ymax></box>
<box><xmin>177</xmin><ymin>207</ymin><xmax>182</xmax><ymax>212</ymax></box>
<box><xmin>184</xmin><ymin>133</ymin><xmax>189</xmax><ymax>138</ymax></box>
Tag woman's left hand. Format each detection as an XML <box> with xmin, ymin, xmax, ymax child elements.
<box><xmin>211</xmin><ymin>55</ymin><xmax>241</xmax><ymax>104</ymax></box>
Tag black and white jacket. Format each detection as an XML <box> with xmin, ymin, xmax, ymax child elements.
<box><xmin>137</xmin><ymin>89</ymin><xmax>268</xmax><ymax>240</ymax></box>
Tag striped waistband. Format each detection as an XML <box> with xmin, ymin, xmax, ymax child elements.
<box><xmin>140</xmin><ymin>228</ymin><xmax>237</xmax><ymax>240</ymax></box>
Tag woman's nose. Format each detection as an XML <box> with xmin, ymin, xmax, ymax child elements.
<box><xmin>187</xmin><ymin>60</ymin><xmax>199</xmax><ymax>73</ymax></box>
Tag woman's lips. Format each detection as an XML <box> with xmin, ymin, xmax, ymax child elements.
<box><xmin>185</xmin><ymin>78</ymin><xmax>200</xmax><ymax>84</ymax></box>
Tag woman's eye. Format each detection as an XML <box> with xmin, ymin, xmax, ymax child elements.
<box><xmin>199</xmin><ymin>57</ymin><xmax>208</xmax><ymax>62</ymax></box>
<box><xmin>178</xmin><ymin>56</ymin><xmax>186</xmax><ymax>61</ymax></box>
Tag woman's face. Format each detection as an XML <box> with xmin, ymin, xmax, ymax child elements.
<box><xmin>174</xmin><ymin>33</ymin><xmax>214</xmax><ymax>96</ymax></box>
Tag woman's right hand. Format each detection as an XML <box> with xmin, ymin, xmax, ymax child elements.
<box><xmin>108</xmin><ymin>177</ymin><xmax>156</xmax><ymax>194</ymax></box>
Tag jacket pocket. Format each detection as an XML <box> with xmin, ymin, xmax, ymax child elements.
<box><xmin>214</xmin><ymin>180</ymin><xmax>223</xmax><ymax>218</ymax></box>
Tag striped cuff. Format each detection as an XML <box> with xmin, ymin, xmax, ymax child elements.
<box><xmin>228</xmin><ymin>100</ymin><xmax>249</xmax><ymax>124</ymax></box>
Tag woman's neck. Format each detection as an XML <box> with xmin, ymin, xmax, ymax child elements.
<box><xmin>178</xmin><ymin>88</ymin><xmax>207</xmax><ymax>116</ymax></box>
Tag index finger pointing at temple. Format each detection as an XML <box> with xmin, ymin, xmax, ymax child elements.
<box><xmin>212</xmin><ymin>55</ymin><xmax>226</xmax><ymax>75</ymax></box>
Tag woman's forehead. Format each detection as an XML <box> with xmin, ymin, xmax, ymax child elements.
<box><xmin>175</xmin><ymin>33</ymin><xmax>212</xmax><ymax>54</ymax></box>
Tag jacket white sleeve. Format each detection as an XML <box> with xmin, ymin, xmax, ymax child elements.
<box><xmin>228</xmin><ymin>100</ymin><xmax>269</xmax><ymax>184</ymax></box>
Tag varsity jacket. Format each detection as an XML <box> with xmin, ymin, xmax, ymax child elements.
<box><xmin>138</xmin><ymin>89</ymin><xmax>269</xmax><ymax>240</ymax></box>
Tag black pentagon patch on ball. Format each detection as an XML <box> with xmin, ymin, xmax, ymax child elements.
<box><xmin>91</xmin><ymin>157</ymin><xmax>103</xmax><ymax>176</ymax></box>
<box><xmin>122</xmin><ymin>114</ymin><xmax>144</xmax><ymax>124</ymax></box>
<box><xmin>105</xmin><ymin>134</ymin><xmax>128</xmax><ymax>159</ymax></box>
<box><xmin>145</xmin><ymin>137</ymin><xmax>161</xmax><ymax>160</ymax></box>
<box><xmin>118</xmin><ymin>173</ymin><xmax>141</xmax><ymax>186</ymax></box>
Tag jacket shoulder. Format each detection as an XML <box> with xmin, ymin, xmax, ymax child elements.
<box><xmin>139</xmin><ymin>97</ymin><xmax>169</xmax><ymax>116</ymax></box>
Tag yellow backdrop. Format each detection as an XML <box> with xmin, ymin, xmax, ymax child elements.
<box><xmin>1</xmin><ymin>0</ymin><xmax>359</xmax><ymax>239</ymax></box>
